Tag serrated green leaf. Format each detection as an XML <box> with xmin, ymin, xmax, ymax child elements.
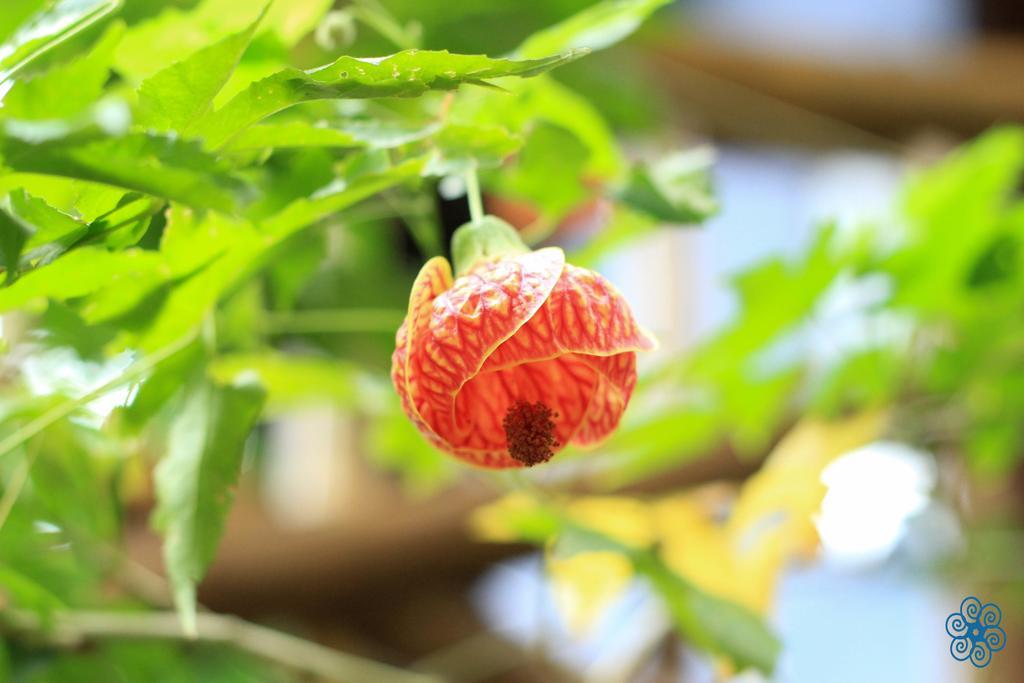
<box><xmin>153</xmin><ymin>378</ymin><xmax>265</xmax><ymax>636</ymax></box>
<box><xmin>516</xmin><ymin>0</ymin><xmax>672</xmax><ymax>59</ymax></box>
<box><xmin>195</xmin><ymin>48</ymin><xmax>587</xmax><ymax>148</ymax></box>
<box><xmin>618</xmin><ymin>146</ymin><xmax>718</xmax><ymax>223</ymax></box>
<box><xmin>0</xmin><ymin>0</ymin><xmax>119</xmax><ymax>85</ymax></box>
<box><xmin>0</xmin><ymin>130</ymin><xmax>244</xmax><ymax>210</ymax></box>
<box><xmin>137</xmin><ymin>5</ymin><xmax>267</xmax><ymax>134</ymax></box>
<box><xmin>1</xmin><ymin>20</ymin><xmax>123</xmax><ymax>121</ymax></box>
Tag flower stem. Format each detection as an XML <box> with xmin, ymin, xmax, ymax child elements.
<box><xmin>465</xmin><ymin>167</ymin><xmax>484</xmax><ymax>225</ymax></box>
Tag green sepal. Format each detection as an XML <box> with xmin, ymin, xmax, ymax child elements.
<box><xmin>451</xmin><ymin>215</ymin><xmax>530</xmax><ymax>276</ymax></box>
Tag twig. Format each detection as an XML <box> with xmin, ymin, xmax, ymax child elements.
<box><xmin>1</xmin><ymin>609</ymin><xmax>444</xmax><ymax>683</ymax></box>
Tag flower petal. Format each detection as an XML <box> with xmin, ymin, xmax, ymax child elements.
<box><xmin>454</xmin><ymin>355</ymin><xmax>598</xmax><ymax>467</ymax></box>
<box><xmin>392</xmin><ymin>256</ymin><xmax>454</xmax><ymax>450</ymax></box>
<box><xmin>483</xmin><ymin>263</ymin><xmax>655</xmax><ymax>372</ymax></box>
<box><xmin>406</xmin><ymin>247</ymin><xmax>565</xmax><ymax>459</ymax></box>
<box><xmin>571</xmin><ymin>351</ymin><xmax>637</xmax><ymax>446</ymax></box>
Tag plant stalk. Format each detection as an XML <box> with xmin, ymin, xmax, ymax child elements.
<box><xmin>0</xmin><ymin>609</ymin><xmax>443</xmax><ymax>683</ymax></box>
<box><xmin>465</xmin><ymin>168</ymin><xmax>484</xmax><ymax>225</ymax></box>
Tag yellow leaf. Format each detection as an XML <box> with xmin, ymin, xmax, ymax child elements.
<box><xmin>549</xmin><ymin>497</ymin><xmax>654</xmax><ymax>634</ymax></box>
<box><xmin>657</xmin><ymin>411</ymin><xmax>886</xmax><ymax>614</ymax></box>
<box><xmin>547</xmin><ymin>551</ymin><xmax>634</xmax><ymax>635</ymax></box>
<box><xmin>728</xmin><ymin>410</ymin><xmax>887</xmax><ymax>560</ymax></box>
<box><xmin>566</xmin><ymin>496</ymin><xmax>655</xmax><ymax>549</ymax></box>
<box><xmin>468</xmin><ymin>491</ymin><xmax>541</xmax><ymax>542</ymax></box>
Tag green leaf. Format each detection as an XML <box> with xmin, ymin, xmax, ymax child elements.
<box><xmin>0</xmin><ymin>564</ymin><xmax>65</xmax><ymax>616</ymax></box>
<box><xmin>451</xmin><ymin>215</ymin><xmax>529</xmax><ymax>276</ymax></box>
<box><xmin>892</xmin><ymin>125</ymin><xmax>1024</xmax><ymax>314</ymax></box>
<box><xmin>423</xmin><ymin>123</ymin><xmax>522</xmax><ymax>176</ymax></box>
<box><xmin>8</xmin><ymin>189</ymin><xmax>88</xmax><ymax>265</ymax></box>
<box><xmin>0</xmin><ymin>130</ymin><xmax>244</xmax><ymax>210</ymax></box>
<box><xmin>30</xmin><ymin>422</ymin><xmax>120</xmax><ymax>544</ymax></box>
<box><xmin>134</xmin><ymin>229</ymin><xmax>261</xmax><ymax>352</ymax></box>
<box><xmin>484</xmin><ymin>502</ymin><xmax>781</xmax><ymax>674</ymax></box>
<box><xmin>111</xmin><ymin>340</ymin><xmax>204</xmax><ymax>436</ymax></box>
<box><xmin>0</xmin><ymin>0</ymin><xmax>119</xmax><ymax>85</ymax></box>
<box><xmin>114</xmin><ymin>0</ymin><xmax>332</xmax><ymax>82</ymax></box>
<box><xmin>618</xmin><ymin>146</ymin><xmax>718</xmax><ymax>223</ymax></box>
<box><xmin>209</xmin><ymin>351</ymin><xmax>363</xmax><ymax>414</ymax></box>
<box><xmin>635</xmin><ymin>552</ymin><xmax>781</xmax><ymax>675</ymax></box>
<box><xmin>223</xmin><ymin>117</ymin><xmax>443</xmax><ymax>153</ymax></box>
<box><xmin>134</xmin><ymin>160</ymin><xmax>421</xmax><ymax>351</ymax></box>
<box><xmin>337</xmin><ymin>118</ymin><xmax>440</xmax><ymax>149</ymax></box>
<box><xmin>1</xmin><ymin>20</ymin><xmax>123</xmax><ymax>121</ymax></box>
<box><xmin>261</xmin><ymin>156</ymin><xmax>424</xmax><ymax>239</ymax></box>
<box><xmin>153</xmin><ymin>378</ymin><xmax>265</xmax><ymax>636</ymax></box>
<box><xmin>453</xmin><ymin>75</ymin><xmax>622</xmax><ymax>178</ymax></box>
<box><xmin>222</xmin><ymin>121</ymin><xmax>362</xmax><ymax>152</ymax></box>
<box><xmin>0</xmin><ymin>246</ymin><xmax>162</xmax><ymax>312</ymax></box>
<box><xmin>0</xmin><ymin>175</ymin><xmax>126</xmax><ymax>222</ymax></box>
<box><xmin>489</xmin><ymin>122</ymin><xmax>590</xmax><ymax>218</ymax></box>
<box><xmin>136</xmin><ymin>5</ymin><xmax>268</xmax><ymax>134</ymax></box>
<box><xmin>0</xmin><ymin>206</ymin><xmax>30</xmax><ymax>282</ymax></box>
<box><xmin>516</xmin><ymin>0</ymin><xmax>672</xmax><ymax>59</ymax></box>
<box><xmin>0</xmin><ymin>1</ymin><xmax>47</xmax><ymax>47</ymax></box>
<box><xmin>195</xmin><ymin>48</ymin><xmax>588</xmax><ymax>148</ymax></box>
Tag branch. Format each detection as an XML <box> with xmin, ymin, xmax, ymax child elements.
<box><xmin>1</xmin><ymin>609</ymin><xmax>444</xmax><ymax>683</ymax></box>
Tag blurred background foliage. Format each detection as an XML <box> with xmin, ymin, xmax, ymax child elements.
<box><xmin>0</xmin><ymin>0</ymin><xmax>1022</xmax><ymax>681</ymax></box>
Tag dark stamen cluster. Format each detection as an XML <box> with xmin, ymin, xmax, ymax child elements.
<box><xmin>502</xmin><ymin>400</ymin><xmax>559</xmax><ymax>466</ymax></box>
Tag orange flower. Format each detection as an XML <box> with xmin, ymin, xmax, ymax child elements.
<box><xmin>391</xmin><ymin>219</ymin><xmax>655</xmax><ymax>468</ymax></box>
